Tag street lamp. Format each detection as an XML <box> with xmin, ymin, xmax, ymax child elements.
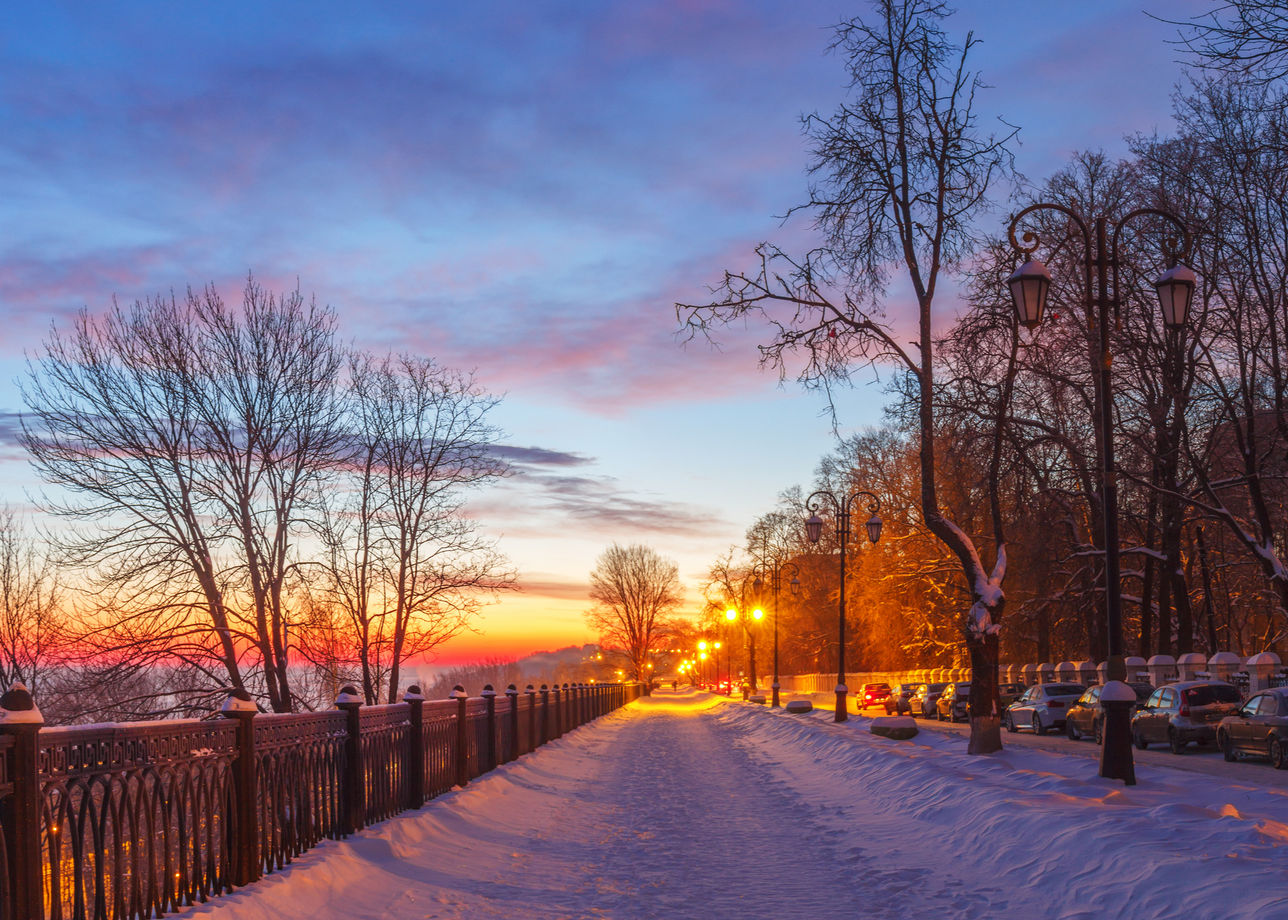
<box><xmin>724</xmin><ymin>608</ymin><xmax>737</xmax><ymax>694</ymax></box>
<box><xmin>1007</xmin><ymin>202</ymin><xmax>1195</xmax><ymax>786</ymax></box>
<box><xmin>805</xmin><ymin>488</ymin><xmax>882</xmax><ymax>723</ymax></box>
<box><xmin>752</xmin><ymin>559</ymin><xmax>800</xmax><ymax>708</ymax></box>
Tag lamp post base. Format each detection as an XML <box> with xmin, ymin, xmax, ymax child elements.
<box><xmin>1099</xmin><ymin>685</ymin><xmax>1137</xmax><ymax>786</ymax></box>
<box><xmin>771</xmin><ymin>682</ymin><xmax>780</xmax><ymax>708</ymax></box>
<box><xmin>835</xmin><ymin>685</ymin><xmax>848</xmax><ymax>723</ymax></box>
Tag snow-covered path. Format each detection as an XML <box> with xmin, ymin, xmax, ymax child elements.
<box><xmin>179</xmin><ymin>690</ymin><xmax>1288</xmax><ymax>920</ymax></box>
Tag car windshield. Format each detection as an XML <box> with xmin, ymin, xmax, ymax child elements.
<box><xmin>1184</xmin><ymin>685</ymin><xmax>1240</xmax><ymax>706</ymax></box>
<box><xmin>1046</xmin><ymin>685</ymin><xmax>1083</xmax><ymax>695</ymax></box>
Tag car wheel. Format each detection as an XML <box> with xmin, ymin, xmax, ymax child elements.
<box><xmin>1032</xmin><ymin>714</ymin><xmax>1045</xmax><ymax>736</ymax></box>
<box><xmin>1271</xmin><ymin>737</ymin><xmax>1288</xmax><ymax>770</ymax></box>
<box><xmin>1094</xmin><ymin>719</ymin><xmax>1104</xmax><ymax>746</ymax></box>
<box><xmin>1220</xmin><ymin>731</ymin><xmax>1237</xmax><ymax>763</ymax></box>
<box><xmin>1066</xmin><ymin>720</ymin><xmax>1081</xmax><ymax>741</ymax></box>
<box><xmin>1005</xmin><ymin>713</ymin><xmax>1017</xmax><ymax>733</ymax></box>
<box><xmin>1134</xmin><ymin>730</ymin><xmax>1148</xmax><ymax>751</ymax></box>
<box><xmin>1168</xmin><ymin>728</ymin><xmax>1186</xmax><ymax>755</ymax></box>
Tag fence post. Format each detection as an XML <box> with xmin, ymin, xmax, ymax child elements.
<box><xmin>551</xmin><ymin>683</ymin><xmax>562</xmax><ymax>738</ymax></box>
<box><xmin>562</xmin><ymin>683</ymin><xmax>571</xmax><ymax>732</ymax></box>
<box><xmin>577</xmin><ymin>683</ymin><xmax>586</xmax><ymax>726</ymax></box>
<box><xmin>452</xmin><ymin>685</ymin><xmax>469</xmax><ymax>787</ymax></box>
<box><xmin>1</xmin><ymin>682</ymin><xmax>44</xmax><ymax>920</ymax></box>
<box><xmin>219</xmin><ymin>689</ymin><xmax>260</xmax><ymax>887</ymax></box>
<box><xmin>540</xmin><ymin>684</ymin><xmax>550</xmax><ymax>743</ymax></box>
<box><xmin>481</xmin><ymin>685</ymin><xmax>497</xmax><ymax>773</ymax></box>
<box><xmin>525</xmin><ymin>685</ymin><xmax>536</xmax><ymax>753</ymax></box>
<box><xmin>505</xmin><ymin>685</ymin><xmax>519</xmax><ymax>763</ymax></box>
<box><xmin>404</xmin><ymin>685</ymin><xmax>425</xmax><ymax>809</ymax></box>
<box><xmin>336</xmin><ymin>685</ymin><xmax>364</xmax><ymax>834</ymax></box>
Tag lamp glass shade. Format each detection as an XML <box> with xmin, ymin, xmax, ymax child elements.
<box><xmin>865</xmin><ymin>514</ymin><xmax>883</xmax><ymax>544</ymax></box>
<box><xmin>1006</xmin><ymin>259</ymin><xmax>1052</xmax><ymax>329</ymax></box>
<box><xmin>789</xmin><ymin>575</ymin><xmax>800</xmax><ymax>595</ymax></box>
<box><xmin>725</xmin><ymin>608</ymin><xmax>737</xmax><ymax>621</ymax></box>
<box><xmin>805</xmin><ymin>513</ymin><xmax>824</xmax><ymax>544</ymax></box>
<box><xmin>1155</xmin><ymin>264</ymin><xmax>1196</xmax><ymax>329</ymax></box>
<box><xmin>752</xmin><ymin>608</ymin><xmax>764</xmax><ymax>620</ymax></box>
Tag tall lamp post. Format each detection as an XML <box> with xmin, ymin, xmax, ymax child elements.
<box><xmin>752</xmin><ymin>560</ymin><xmax>800</xmax><ymax>708</ymax></box>
<box><xmin>805</xmin><ymin>489</ymin><xmax>882</xmax><ymax>723</ymax></box>
<box><xmin>1007</xmin><ymin>203</ymin><xmax>1195</xmax><ymax>786</ymax></box>
<box><xmin>723</xmin><ymin>608</ymin><xmax>738</xmax><ymax>694</ymax></box>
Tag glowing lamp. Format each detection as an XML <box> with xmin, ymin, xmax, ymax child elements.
<box><xmin>790</xmin><ymin>575</ymin><xmax>800</xmax><ymax>595</ymax></box>
<box><xmin>752</xmin><ymin>608</ymin><xmax>764</xmax><ymax>620</ymax></box>
<box><xmin>725</xmin><ymin>608</ymin><xmax>737</xmax><ymax>621</ymax></box>
<box><xmin>865</xmin><ymin>514</ymin><xmax>883</xmax><ymax>544</ymax></box>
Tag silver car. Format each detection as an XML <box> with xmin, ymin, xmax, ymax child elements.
<box><xmin>1132</xmin><ymin>680</ymin><xmax>1241</xmax><ymax>754</ymax></box>
<box><xmin>1004</xmin><ymin>683</ymin><xmax>1084</xmax><ymax>735</ymax></box>
<box><xmin>909</xmin><ymin>683</ymin><xmax>948</xmax><ymax>718</ymax></box>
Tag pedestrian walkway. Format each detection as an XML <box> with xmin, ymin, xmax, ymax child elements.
<box><xmin>181</xmin><ymin>691</ymin><xmax>883</xmax><ymax>920</ymax></box>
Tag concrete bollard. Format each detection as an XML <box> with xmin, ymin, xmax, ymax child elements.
<box><xmin>1246</xmin><ymin>652</ymin><xmax>1281</xmax><ymax>692</ymax></box>
<box><xmin>1147</xmin><ymin>655</ymin><xmax>1177</xmax><ymax>687</ymax></box>
<box><xmin>1177</xmin><ymin>652</ymin><xmax>1207</xmax><ymax>681</ymax></box>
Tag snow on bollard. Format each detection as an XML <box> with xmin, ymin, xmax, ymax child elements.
<box><xmin>785</xmin><ymin>699</ymin><xmax>813</xmax><ymax>714</ymax></box>
<box><xmin>220</xmin><ymin>687</ymin><xmax>258</xmax><ymax>714</ymax></box>
<box><xmin>748</xmin><ymin>694</ymin><xmax>766</xmax><ymax>704</ymax></box>
<box><xmin>870</xmin><ymin>715</ymin><xmax>918</xmax><ymax>740</ymax></box>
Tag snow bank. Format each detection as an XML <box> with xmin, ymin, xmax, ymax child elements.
<box><xmin>720</xmin><ymin>703</ymin><xmax>1288</xmax><ymax>919</ymax></box>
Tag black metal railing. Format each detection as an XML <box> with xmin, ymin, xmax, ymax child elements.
<box><xmin>0</xmin><ymin>680</ymin><xmax>642</xmax><ymax>920</ymax></box>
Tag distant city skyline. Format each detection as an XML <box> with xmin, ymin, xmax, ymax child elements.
<box><xmin>0</xmin><ymin>0</ymin><xmax>1209</xmax><ymax>665</ymax></box>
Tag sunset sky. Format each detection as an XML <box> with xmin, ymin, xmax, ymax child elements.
<box><xmin>0</xmin><ymin>1</ymin><xmax>1209</xmax><ymax>666</ymax></box>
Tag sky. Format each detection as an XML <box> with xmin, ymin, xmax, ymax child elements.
<box><xmin>0</xmin><ymin>0</ymin><xmax>1212</xmax><ymax>666</ymax></box>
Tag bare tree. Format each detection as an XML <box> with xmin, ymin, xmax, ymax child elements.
<box><xmin>1167</xmin><ymin>2</ymin><xmax>1288</xmax><ymax>84</ymax></box>
<box><xmin>22</xmin><ymin>278</ymin><xmax>345</xmax><ymax>712</ymax></box>
<box><xmin>678</xmin><ymin>0</ymin><xmax>1015</xmax><ymax>753</ymax></box>
<box><xmin>317</xmin><ymin>353</ymin><xmax>513</xmax><ymax>704</ymax></box>
<box><xmin>0</xmin><ymin>510</ymin><xmax>62</xmax><ymax>698</ymax></box>
<box><xmin>586</xmin><ymin>544</ymin><xmax>681</xmax><ymax>690</ymax></box>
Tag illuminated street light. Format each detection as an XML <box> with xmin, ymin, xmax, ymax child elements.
<box><xmin>805</xmin><ymin>488</ymin><xmax>882</xmax><ymax>723</ymax></box>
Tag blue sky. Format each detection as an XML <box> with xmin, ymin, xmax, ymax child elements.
<box><xmin>0</xmin><ymin>0</ymin><xmax>1211</xmax><ymax>662</ymax></box>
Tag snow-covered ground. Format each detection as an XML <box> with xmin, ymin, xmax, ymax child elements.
<box><xmin>180</xmin><ymin>690</ymin><xmax>1288</xmax><ymax>920</ymax></box>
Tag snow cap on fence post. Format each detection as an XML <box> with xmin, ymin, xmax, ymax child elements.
<box><xmin>403</xmin><ymin>684</ymin><xmax>424</xmax><ymax>701</ymax></box>
<box><xmin>0</xmin><ymin>681</ymin><xmax>43</xmax><ymax>724</ymax></box>
<box><xmin>481</xmin><ymin>684</ymin><xmax>496</xmax><ymax>697</ymax></box>
<box><xmin>450</xmin><ymin>684</ymin><xmax>468</xmax><ymax>699</ymax></box>
<box><xmin>335</xmin><ymin>685</ymin><xmax>363</xmax><ymax>706</ymax></box>
<box><xmin>220</xmin><ymin>687</ymin><xmax>258</xmax><ymax>714</ymax></box>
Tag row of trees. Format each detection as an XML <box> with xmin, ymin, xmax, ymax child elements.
<box><xmin>681</xmin><ymin>0</ymin><xmax>1288</xmax><ymax>753</ymax></box>
<box><xmin>10</xmin><ymin>278</ymin><xmax>513</xmax><ymax>720</ymax></box>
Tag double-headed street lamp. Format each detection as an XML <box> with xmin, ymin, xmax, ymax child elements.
<box><xmin>805</xmin><ymin>489</ymin><xmax>883</xmax><ymax>723</ymax></box>
<box><xmin>724</xmin><ymin>600</ymin><xmax>765</xmax><ymax>697</ymax></box>
<box><xmin>1007</xmin><ymin>203</ymin><xmax>1195</xmax><ymax>786</ymax></box>
<box><xmin>751</xmin><ymin>559</ymin><xmax>800</xmax><ymax>708</ymax></box>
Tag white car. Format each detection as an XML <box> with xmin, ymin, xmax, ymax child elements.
<box><xmin>1004</xmin><ymin>683</ymin><xmax>1085</xmax><ymax>735</ymax></box>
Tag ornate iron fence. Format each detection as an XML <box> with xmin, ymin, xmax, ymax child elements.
<box><xmin>0</xmin><ymin>681</ymin><xmax>642</xmax><ymax>920</ymax></box>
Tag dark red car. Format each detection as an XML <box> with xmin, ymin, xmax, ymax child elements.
<box><xmin>858</xmin><ymin>682</ymin><xmax>892</xmax><ymax>709</ymax></box>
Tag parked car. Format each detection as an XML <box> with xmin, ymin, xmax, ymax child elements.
<box><xmin>885</xmin><ymin>683</ymin><xmax>920</xmax><ymax>715</ymax></box>
<box><xmin>858</xmin><ymin>682</ymin><xmax>893</xmax><ymax>710</ymax></box>
<box><xmin>936</xmin><ymin>682</ymin><xmax>970</xmax><ymax>722</ymax></box>
<box><xmin>1217</xmin><ymin>686</ymin><xmax>1288</xmax><ymax>768</ymax></box>
<box><xmin>1004</xmin><ymin>683</ymin><xmax>1085</xmax><ymax>734</ymax></box>
<box><xmin>997</xmin><ymin>682</ymin><xmax>1025</xmax><ymax>711</ymax></box>
<box><xmin>910</xmin><ymin>683</ymin><xmax>948</xmax><ymax>718</ymax></box>
<box><xmin>1131</xmin><ymin>680</ymin><xmax>1242</xmax><ymax>754</ymax></box>
<box><xmin>1065</xmin><ymin>681</ymin><xmax>1154</xmax><ymax>744</ymax></box>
